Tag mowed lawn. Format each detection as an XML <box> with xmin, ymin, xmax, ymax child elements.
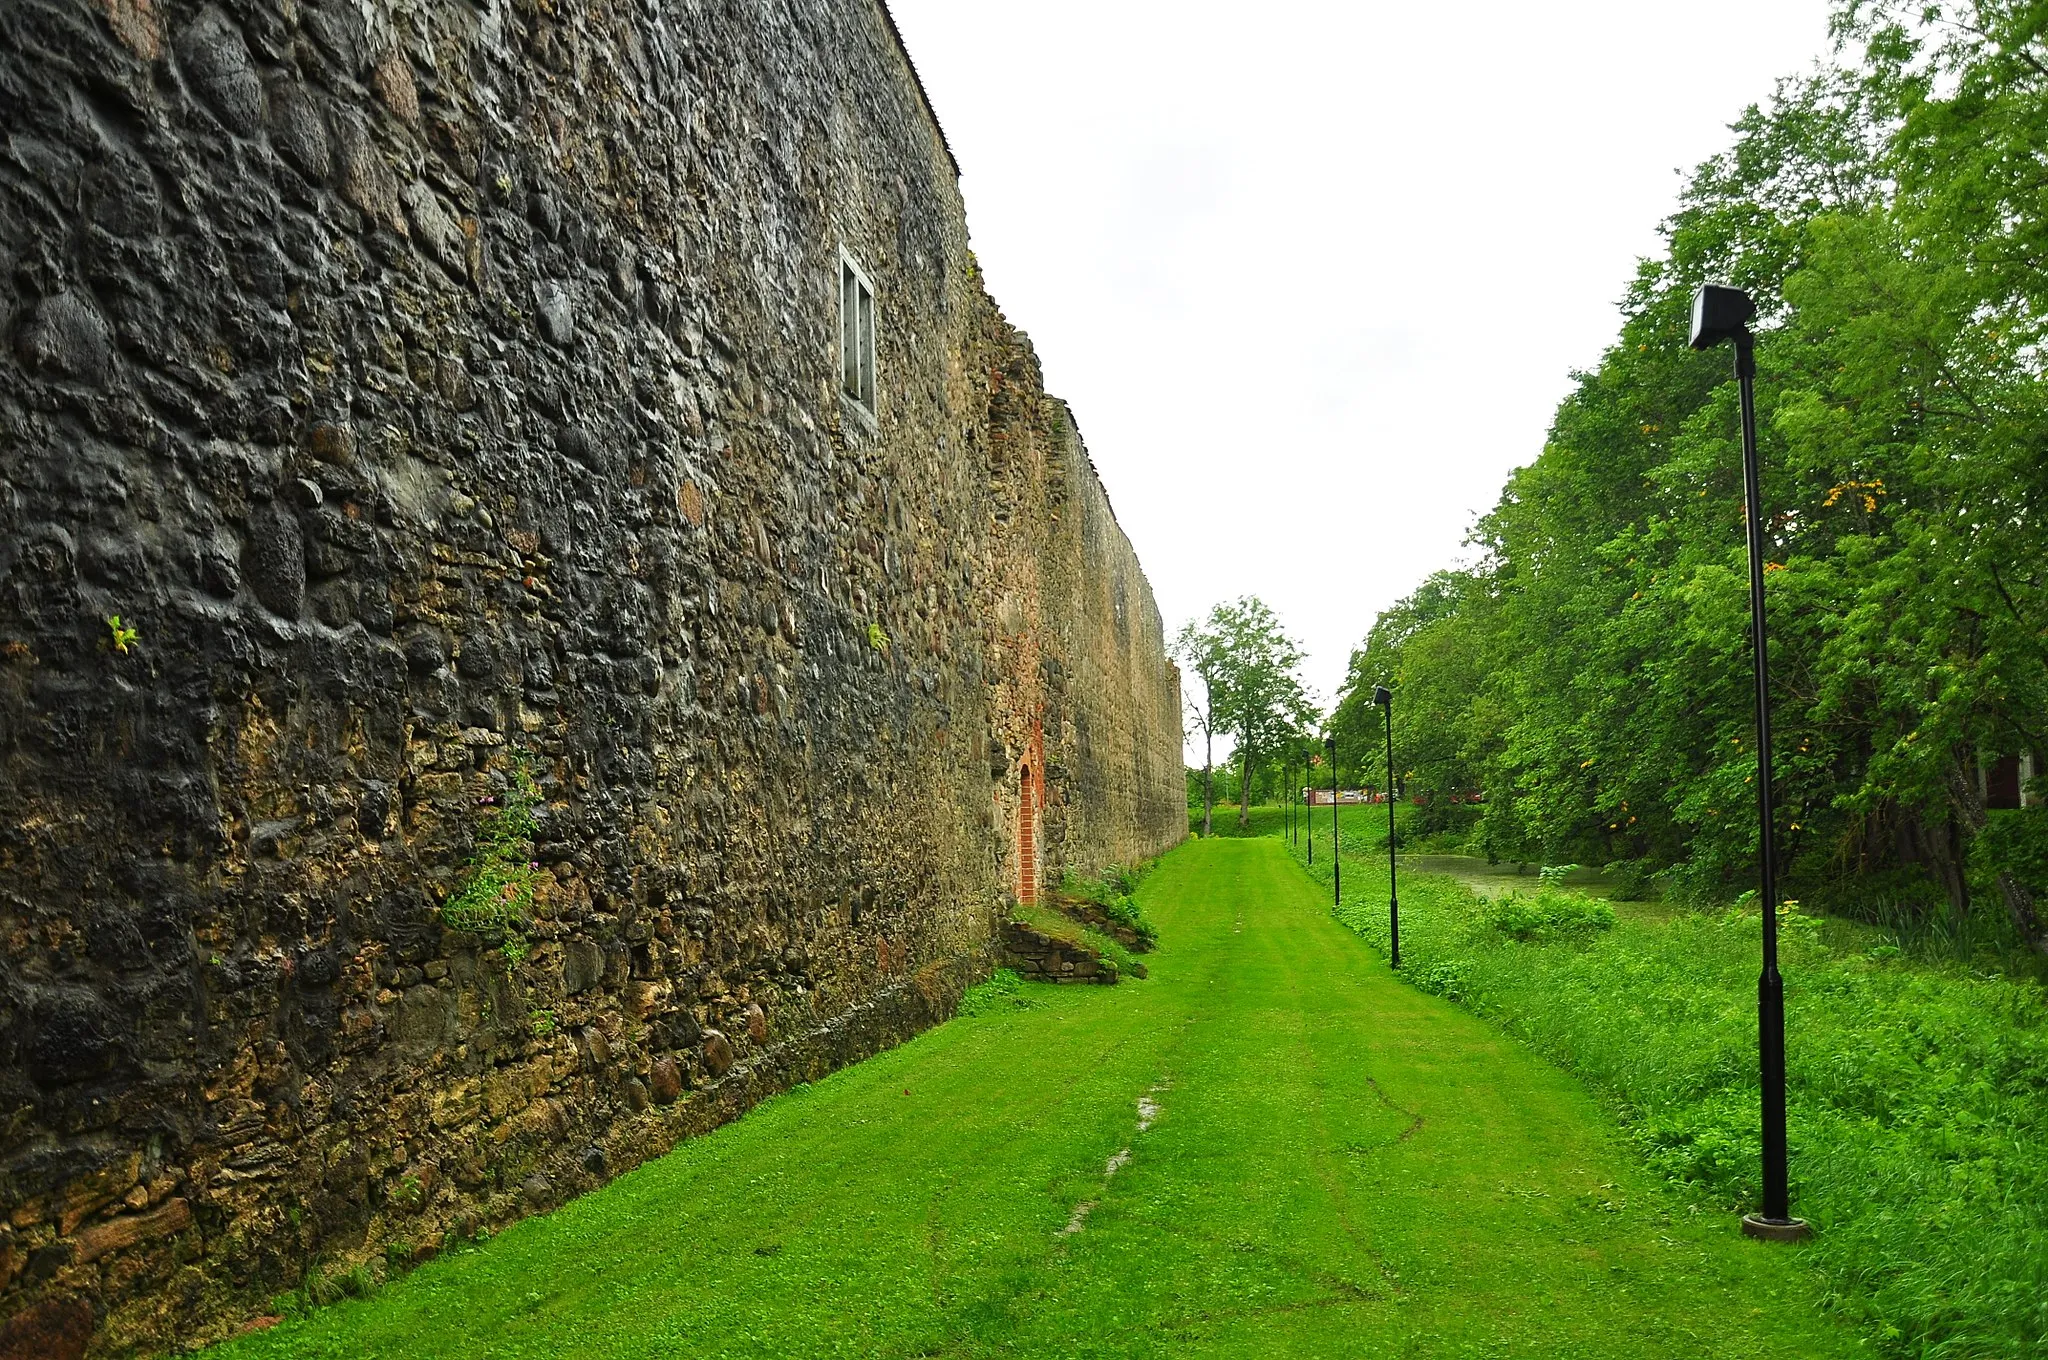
<box><xmin>209</xmin><ymin>837</ymin><xmax>1854</xmax><ymax>1358</ymax></box>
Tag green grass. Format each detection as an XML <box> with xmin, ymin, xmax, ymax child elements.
<box><xmin>1273</xmin><ymin>809</ymin><xmax>2048</xmax><ymax>1359</ymax></box>
<box><xmin>207</xmin><ymin>837</ymin><xmax>1854</xmax><ymax>1359</ymax></box>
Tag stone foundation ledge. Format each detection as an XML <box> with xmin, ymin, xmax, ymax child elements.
<box><xmin>999</xmin><ymin>922</ymin><xmax>1125</xmax><ymax>984</ymax></box>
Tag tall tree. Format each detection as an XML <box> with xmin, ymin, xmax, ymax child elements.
<box><xmin>1322</xmin><ymin>14</ymin><xmax>2048</xmax><ymax>949</ymax></box>
<box><xmin>1174</xmin><ymin>627</ymin><xmax>1220</xmax><ymax>838</ymax></box>
<box><xmin>1178</xmin><ymin>599</ymin><xmax>1315</xmax><ymax>829</ymax></box>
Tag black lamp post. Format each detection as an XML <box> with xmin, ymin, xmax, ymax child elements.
<box><xmin>1306</xmin><ymin>744</ymin><xmax>1314</xmax><ymax>866</ymax></box>
<box><xmin>1326</xmin><ymin>735</ymin><xmax>1341</xmax><ymax>906</ymax></box>
<box><xmin>1690</xmin><ymin>283</ymin><xmax>1810</xmax><ymax>1243</ymax></box>
<box><xmin>1375</xmin><ymin>685</ymin><xmax>1399</xmax><ymax>969</ymax></box>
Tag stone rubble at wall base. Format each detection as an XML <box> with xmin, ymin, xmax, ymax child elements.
<box><xmin>999</xmin><ymin>922</ymin><xmax>1126</xmax><ymax>985</ymax></box>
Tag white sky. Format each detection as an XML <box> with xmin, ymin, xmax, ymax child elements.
<box><xmin>887</xmin><ymin>0</ymin><xmax>1838</xmax><ymax>750</ymax></box>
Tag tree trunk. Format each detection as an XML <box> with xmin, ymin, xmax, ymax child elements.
<box><xmin>1202</xmin><ymin>726</ymin><xmax>1214</xmax><ymax>838</ymax></box>
<box><xmin>1237</xmin><ymin>732</ymin><xmax>1252</xmax><ymax>828</ymax></box>
<box><xmin>1945</xmin><ymin>755</ymin><xmax>2047</xmax><ymax>952</ymax></box>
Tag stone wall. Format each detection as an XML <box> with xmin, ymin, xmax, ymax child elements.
<box><xmin>0</xmin><ymin>0</ymin><xmax>1184</xmax><ymax>1352</ymax></box>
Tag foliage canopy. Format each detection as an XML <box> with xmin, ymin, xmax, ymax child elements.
<box><xmin>1335</xmin><ymin>2</ymin><xmax>2048</xmax><ymax>948</ymax></box>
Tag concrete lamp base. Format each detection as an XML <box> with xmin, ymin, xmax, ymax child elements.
<box><xmin>1741</xmin><ymin>1214</ymin><xmax>1813</xmax><ymax>1243</ymax></box>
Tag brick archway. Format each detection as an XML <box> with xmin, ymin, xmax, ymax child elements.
<box><xmin>1018</xmin><ymin>763</ymin><xmax>1038</xmax><ymax>904</ymax></box>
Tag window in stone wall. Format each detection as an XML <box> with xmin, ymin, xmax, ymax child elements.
<box><xmin>840</xmin><ymin>248</ymin><xmax>877</xmax><ymax>424</ymax></box>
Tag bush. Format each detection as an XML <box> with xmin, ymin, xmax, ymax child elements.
<box><xmin>1484</xmin><ymin>888</ymin><xmax>1615</xmax><ymax>941</ymax></box>
<box><xmin>441</xmin><ymin>758</ymin><xmax>542</xmax><ymax>935</ymax></box>
<box><xmin>1605</xmin><ymin>858</ymin><xmax>1657</xmax><ymax>901</ymax></box>
<box><xmin>1975</xmin><ymin>808</ymin><xmax>2048</xmax><ymax>896</ymax></box>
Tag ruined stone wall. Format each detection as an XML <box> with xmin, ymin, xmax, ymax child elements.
<box><xmin>0</xmin><ymin>0</ymin><xmax>1184</xmax><ymax>1353</ymax></box>
<box><xmin>978</xmin><ymin>328</ymin><xmax>1183</xmax><ymax>902</ymax></box>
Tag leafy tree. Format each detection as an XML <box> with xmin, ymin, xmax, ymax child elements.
<box><xmin>1176</xmin><ymin>599</ymin><xmax>1316</xmax><ymax>830</ymax></box>
<box><xmin>1174</xmin><ymin>628</ymin><xmax>1221</xmax><ymax>837</ymax></box>
<box><xmin>1327</xmin><ymin>8</ymin><xmax>2048</xmax><ymax>950</ymax></box>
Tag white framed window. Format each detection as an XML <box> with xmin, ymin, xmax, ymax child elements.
<box><xmin>839</xmin><ymin>247</ymin><xmax>877</xmax><ymax>423</ymax></box>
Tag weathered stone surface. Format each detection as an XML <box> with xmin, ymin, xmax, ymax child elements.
<box><xmin>702</xmin><ymin>1032</ymin><xmax>736</xmax><ymax>1079</ymax></box>
<box><xmin>648</xmin><ymin>1058</ymin><xmax>682</xmax><ymax>1106</ymax></box>
<box><xmin>0</xmin><ymin>0</ymin><xmax>1183</xmax><ymax>1353</ymax></box>
<box><xmin>176</xmin><ymin>8</ymin><xmax>265</xmax><ymax>136</ymax></box>
<box><xmin>14</xmin><ymin>293</ymin><xmax>115</xmax><ymax>387</ymax></box>
<box><xmin>72</xmin><ymin>1200</ymin><xmax>192</xmax><ymax>1265</ymax></box>
<box><xmin>0</xmin><ymin>1296</ymin><xmax>93</xmax><ymax>1360</ymax></box>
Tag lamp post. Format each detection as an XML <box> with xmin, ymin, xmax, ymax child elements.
<box><xmin>1375</xmin><ymin>685</ymin><xmax>1399</xmax><ymax>969</ymax></box>
<box><xmin>1326</xmin><ymin>735</ymin><xmax>1341</xmax><ymax>906</ymax></box>
<box><xmin>1690</xmin><ymin>283</ymin><xmax>1810</xmax><ymax>1243</ymax></box>
<box><xmin>1306</xmin><ymin>745</ymin><xmax>1314</xmax><ymax>866</ymax></box>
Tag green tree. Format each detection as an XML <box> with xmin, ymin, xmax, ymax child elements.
<box><xmin>1176</xmin><ymin>599</ymin><xmax>1316</xmax><ymax>830</ymax></box>
<box><xmin>1322</xmin><ymin>14</ymin><xmax>2048</xmax><ymax>949</ymax></box>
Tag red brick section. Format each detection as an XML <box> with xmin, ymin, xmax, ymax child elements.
<box><xmin>1019</xmin><ymin>765</ymin><xmax>1038</xmax><ymax>903</ymax></box>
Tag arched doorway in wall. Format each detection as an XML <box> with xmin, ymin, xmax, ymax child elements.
<box><xmin>1018</xmin><ymin>764</ymin><xmax>1038</xmax><ymax>904</ymax></box>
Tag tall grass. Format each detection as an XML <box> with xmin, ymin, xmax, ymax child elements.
<box><xmin>1284</xmin><ymin>820</ymin><xmax>2048</xmax><ymax>1359</ymax></box>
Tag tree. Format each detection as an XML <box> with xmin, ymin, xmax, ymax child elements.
<box><xmin>1174</xmin><ymin>630</ymin><xmax>1220</xmax><ymax>838</ymax></box>
<box><xmin>1176</xmin><ymin>599</ymin><xmax>1315</xmax><ymax>829</ymax></box>
<box><xmin>1318</xmin><ymin>20</ymin><xmax>2048</xmax><ymax>949</ymax></box>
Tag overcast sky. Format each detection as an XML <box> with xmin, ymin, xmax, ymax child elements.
<box><xmin>886</xmin><ymin>0</ymin><xmax>1839</xmax><ymax>751</ymax></box>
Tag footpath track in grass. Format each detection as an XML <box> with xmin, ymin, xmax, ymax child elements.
<box><xmin>209</xmin><ymin>837</ymin><xmax>1853</xmax><ymax>1359</ymax></box>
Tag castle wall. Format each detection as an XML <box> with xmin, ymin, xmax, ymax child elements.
<box><xmin>0</xmin><ymin>0</ymin><xmax>1183</xmax><ymax>1352</ymax></box>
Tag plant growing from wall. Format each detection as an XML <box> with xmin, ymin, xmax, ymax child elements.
<box><xmin>441</xmin><ymin>757</ymin><xmax>542</xmax><ymax>935</ymax></box>
<box><xmin>1060</xmin><ymin>867</ymin><xmax>1158</xmax><ymax>943</ymax></box>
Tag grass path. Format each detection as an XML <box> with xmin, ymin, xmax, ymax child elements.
<box><xmin>211</xmin><ymin>837</ymin><xmax>1854</xmax><ymax>1358</ymax></box>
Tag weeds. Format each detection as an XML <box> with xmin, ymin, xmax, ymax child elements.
<box><xmin>958</xmin><ymin>968</ymin><xmax>1038</xmax><ymax>1017</ymax></box>
<box><xmin>442</xmin><ymin>757</ymin><xmax>541</xmax><ymax>935</ymax></box>
<box><xmin>1060</xmin><ymin>865</ymin><xmax>1158</xmax><ymax>942</ymax></box>
<box><xmin>1484</xmin><ymin>888</ymin><xmax>1615</xmax><ymax>941</ymax></box>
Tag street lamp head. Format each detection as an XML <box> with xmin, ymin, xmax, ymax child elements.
<box><xmin>1323</xmin><ymin>735</ymin><xmax>1335</xmax><ymax>754</ymax></box>
<box><xmin>1372</xmin><ymin>685</ymin><xmax>1392</xmax><ymax>708</ymax></box>
<box><xmin>1690</xmin><ymin>284</ymin><xmax>1755</xmax><ymax>350</ymax></box>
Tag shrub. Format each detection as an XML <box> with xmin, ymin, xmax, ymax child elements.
<box><xmin>1605</xmin><ymin>858</ymin><xmax>1657</xmax><ymax>901</ymax></box>
<box><xmin>1975</xmin><ymin>807</ymin><xmax>2048</xmax><ymax>896</ymax></box>
<box><xmin>1484</xmin><ymin>888</ymin><xmax>1615</xmax><ymax>941</ymax></box>
<box><xmin>442</xmin><ymin>758</ymin><xmax>542</xmax><ymax>935</ymax></box>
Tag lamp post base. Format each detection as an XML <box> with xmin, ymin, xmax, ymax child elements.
<box><xmin>1740</xmin><ymin>1214</ymin><xmax>1812</xmax><ymax>1243</ymax></box>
